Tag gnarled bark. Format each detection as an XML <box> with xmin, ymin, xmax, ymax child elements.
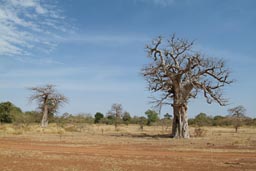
<box><xmin>41</xmin><ymin>104</ymin><xmax>48</xmax><ymax>128</ymax></box>
<box><xmin>171</xmin><ymin>103</ymin><xmax>189</xmax><ymax>138</ymax></box>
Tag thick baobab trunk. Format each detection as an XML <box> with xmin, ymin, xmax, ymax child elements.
<box><xmin>171</xmin><ymin>103</ymin><xmax>190</xmax><ymax>138</ymax></box>
<box><xmin>41</xmin><ymin>104</ymin><xmax>48</xmax><ymax>128</ymax></box>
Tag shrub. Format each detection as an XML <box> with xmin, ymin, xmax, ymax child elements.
<box><xmin>94</xmin><ymin>112</ymin><xmax>104</xmax><ymax>123</ymax></box>
<box><xmin>145</xmin><ymin>109</ymin><xmax>159</xmax><ymax>126</ymax></box>
<box><xmin>0</xmin><ymin>102</ymin><xmax>23</xmax><ymax>123</ymax></box>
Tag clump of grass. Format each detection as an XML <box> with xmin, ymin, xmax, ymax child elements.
<box><xmin>47</xmin><ymin>127</ymin><xmax>65</xmax><ymax>134</ymax></box>
<box><xmin>1</xmin><ymin>125</ymin><xmax>23</xmax><ymax>135</ymax></box>
<box><xmin>64</xmin><ymin>125</ymin><xmax>80</xmax><ymax>132</ymax></box>
<box><xmin>193</xmin><ymin>127</ymin><xmax>207</xmax><ymax>137</ymax></box>
<box><xmin>5</xmin><ymin>127</ymin><xmax>16</xmax><ymax>134</ymax></box>
<box><xmin>34</xmin><ymin>124</ymin><xmax>66</xmax><ymax>134</ymax></box>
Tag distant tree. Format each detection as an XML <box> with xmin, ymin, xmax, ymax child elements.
<box><xmin>55</xmin><ymin>113</ymin><xmax>94</xmax><ymax>127</ymax></box>
<box><xmin>107</xmin><ymin>103</ymin><xmax>123</xmax><ymax>130</ymax></box>
<box><xmin>212</xmin><ymin>115</ymin><xmax>231</xmax><ymax>126</ymax></box>
<box><xmin>138</xmin><ymin>116</ymin><xmax>147</xmax><ymax>131</ymax></box>
<box><xmin>94</xmin><ymin>112</ymin><xmax>104</xmax><ymax>124</ymax></box>
<box><xmin>253</xmin><ymin>118</ymin><xmax>256</xmax><ymax>126</ymax></box>
<box><xmin>72</xmin><ymin>113</ymin><xmax>94</xmax><ymax>124</ymax></box>
<box><xmin>228</xmin><ymin>105</ymin><xmax>247</xmax><ymax>133</ymax></box>
<box><xmin>0</xmin><ymin>101</ymin><xmax>22</xmax><ymax>123</ymax></box>
<box><xmin>16</xmin><ymin>111</ymin><xmax>41</xmax><ymax>125</ymax></box>
<box><xmin>122</xmin><ymin>111</ymin><xmax>131</xmax><ymax>125</ymax></box>
<box><xmin>164</xmin><ymin>113</ymin><xmax>172</xmax><ymax>120</ymax></box>
<box><xmin>130</xmin><ymin>116</ymin><xmax>140</xmax><ymax>124</ymax></box>
<box><xmin>99</xmin><ymin>117</ymin><xmax>111</xmax><ymax>125</ymax></box>
<box><xmin>161</xmin><ymin>113</ymin><xmax>172</xmax><ymax>131</ymax></box>
<box><xmin>55</xmin><ymin>112</ymin><xmax>71</xmax><ymax>127</ymax></box>
<box><xmin>194</xmin><ymin>113</ymin><xmax>213</xmax><ymax>127</ymax></box>
<box><xmin>142</xmin><ymin>35</ymin><xmax>233</xmax><ymax>138</ymax></box>
<box><xmin>29</xmin><ymin>84</ymin><xmax>68</xmax><ymax>128</ymax></box>
<box><xmin>145</xmin><ymin>109</ymin><xmax>159</xmax><ymax>126</ymax></box>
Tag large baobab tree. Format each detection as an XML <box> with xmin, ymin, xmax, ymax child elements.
<box><xmin>29</xmin><ymin>84</ymin><xmax>68</xmax><ymax>128</ymax></box>
<box><xmin>142</xmin><ymin>35</ymin><xmax>233</xmax><ymax>138</ymax></box>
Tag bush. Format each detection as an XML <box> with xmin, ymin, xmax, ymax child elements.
<box><xmin>194</xmin><ymin>113</ymin><xmax>213</xmax><ymax>126</ymax></box>
<box><xmin>94</xmin><ymin>112</ymin><xmax>104</xmax><ymax>123</ymax></box>
<box><xmin>145</xmin><ymin>109</ymin><xmax>159</xmax><ymax>126</ymax></box>
<box><xmin>122</xmin><ymin>111</ymin><xmax>131</xmax><ymax>125</ymax></box>
<box><xmin>14</xmin><ymin>111</ymin><xmax>42</xmax><ymax>125</ymax></box>
<box><xmin>0</xmin><ymin>102</ymin><xmax>23</xmax><ymax>123</ymax></box>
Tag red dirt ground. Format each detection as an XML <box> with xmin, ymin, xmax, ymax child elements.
<box><xmin>0</xmin><ymin>134</ymin><xmax>256</xmax><ymax>171</ymax></box>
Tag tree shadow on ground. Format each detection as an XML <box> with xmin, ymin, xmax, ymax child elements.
<box><xmin>109</xmin><ymin>133</ymin><xmax>171</xmax><ymax>139</ymax></box>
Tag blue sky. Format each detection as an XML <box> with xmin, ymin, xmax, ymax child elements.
<box><xmin>0</xmin><ymin>0</ymin><xmax>255</xmax><ymax>118</ymax></box>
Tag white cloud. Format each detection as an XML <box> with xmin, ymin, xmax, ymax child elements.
<box><xmin>0</xmin><ymin>0</ymin><xmax>67</xmax><ymax>56</ymax></box>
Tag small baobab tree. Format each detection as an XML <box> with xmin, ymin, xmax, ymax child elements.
<box><xmin>29</xmin><ymin>84</ymin><xmax>68</xmax><ymax>128</ymax></box>
<box><xmin>228</xmin><ymin>105</ymin><xmax>247</xmax><ymax>133</ymax></box>
<box><xmin>142</xmin><ymin>35</ymin><xmax>233</xmax><ymax>138</ymax></box>
<box><xmin>107</xmin><ymin>103</ymin><xmax>123</xmax><ymax>131</ymax></box>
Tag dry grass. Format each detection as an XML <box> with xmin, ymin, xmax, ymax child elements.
<box><xmin>0</xmin><ymin>123</ymin><xmax>255</xmax><ymax>171</ymax></box>
<box><xmin>0</xmin><ymin>123</ymin><xmax>256</xmax><ymax>148</ymax></box>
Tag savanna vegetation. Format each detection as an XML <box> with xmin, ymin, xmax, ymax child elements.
<box><xmin>0</xmin><ymin>101</ymin><xmax>255</xmax><ymax>134</ymax></box>
<box><xmin>0</xmin><ymin>35</ymin><xmax>255</xmax><ymax>171</ymax></box>
<box><xmin>0</xmin><ymin>113</ymin><xmax>255</xmax><ymax>171</ymax></box>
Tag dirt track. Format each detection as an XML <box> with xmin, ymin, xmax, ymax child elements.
<box><xmin>0</xmin><ymin>134</ymin><xmax>255</xmax><ymax>171</ymax></box>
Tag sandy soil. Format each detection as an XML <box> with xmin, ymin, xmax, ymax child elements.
<box><xmin>0</xmin><ymin>129</ymin><xmax>255</xmax><ymax>171</ymax></box>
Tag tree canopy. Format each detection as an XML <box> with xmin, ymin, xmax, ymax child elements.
<box><xmin>145</xmin><ymin>109</ymin><xmax>159</xmax><ymax>126</ymax></box>
<box><xmin>0</xmin><ymin>101</ymin><xmax>22</xmax><ymax>123</ymax></box>
<box><xmin>94</xmin><ymin>112</ymin><xmax>104</xmax><ymax>123</ymax></box>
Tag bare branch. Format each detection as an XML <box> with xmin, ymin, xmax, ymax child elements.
<box><xmin>28</xmin><ymin>84</ymin><xmax>68</xmax><ymax>113</ymax></box>
<box><xmin>142</xmin><ymin>35</ymin><xmax>233</xmax><ymax>108</ymax></box>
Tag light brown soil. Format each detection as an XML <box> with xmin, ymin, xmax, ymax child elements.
<box><xmin>0</xmin><ymin>126</ymin><xmax>255</xmax><ymax>171</ymax></box>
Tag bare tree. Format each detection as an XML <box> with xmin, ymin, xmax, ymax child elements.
<box><xmin>142</xmin><ymin>35</ymin><xmax>233</xmax><ymax>138</ymax></box>
<box><xmin>29</xmin><ymin>84</ymin><xmax>68</xmax><ymax>128</ymax></box>
<box><xmin>107</xmin><ymin>103</ymin><xmax>123</xmax><ymax>131</ymax></box>
<box><xmin>228</xmin><ymin>105</ymin><xmax>246</xmax><ymax>133</ymax></box>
